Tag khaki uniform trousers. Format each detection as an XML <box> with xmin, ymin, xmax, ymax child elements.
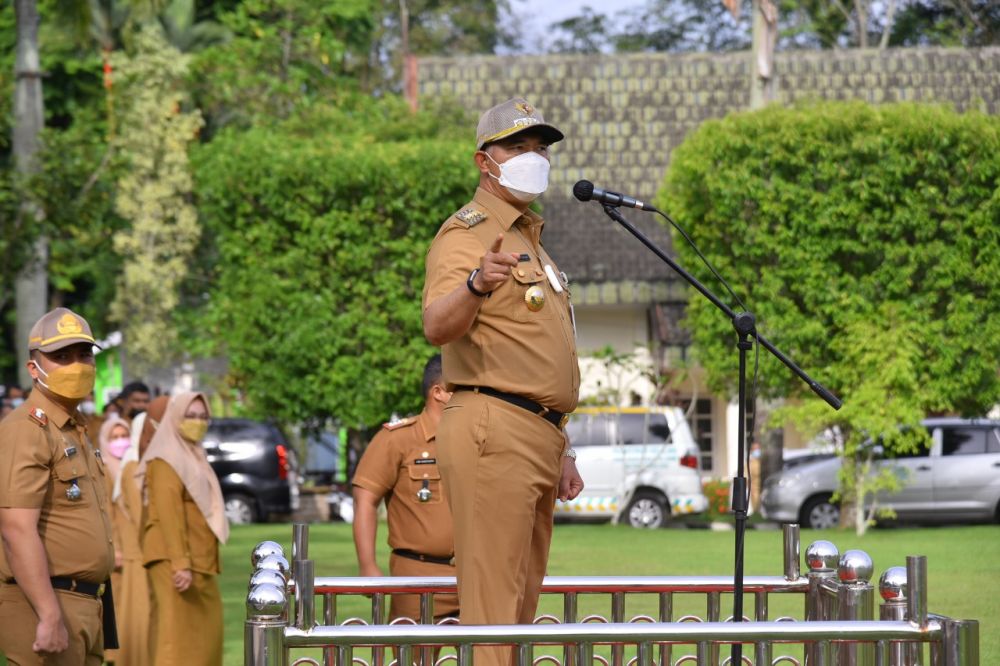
<box><xmin>437</xmin><ymin>391</ymin><xmax>565</xmax><ymax>666</ymax></box>
<box><xmin>147</xmin><ymin>561</ymin><xmax>223</xmax><ymax>666</ymax></box>
<box><xmin>0</xmin><ymin>582</ymin><xmax>104</xmax><ymax>666</ymax></box>
<box><xmin>388</xmin><ymin>553</ymin><xmax>459</xmax><ymax>622</ymax></box>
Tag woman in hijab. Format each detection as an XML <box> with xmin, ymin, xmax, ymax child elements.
<box><xmin>98</xmin><ymin>414</ymin><xmax>131</xmax><ymax>665</ymax></box>
<box><xmin>139</xmin><ymin>393</ymin><xmax>228</xmax><ymax>665</ymax></box>
<box><xmin>104</xmin><ymin>396</ymin><xmax>168</xmax><ymax>665</ymax></box>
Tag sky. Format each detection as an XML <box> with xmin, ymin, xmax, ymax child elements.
<box><xmin>511</xmin><ymin>0</ymin><xmax>647</xmax><ymax>51</ymax></box>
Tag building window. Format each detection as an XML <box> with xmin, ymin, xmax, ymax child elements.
<box><xmin>677</xmin><ymin>398</ymin><xmax>714</xmax><ymax>473</ymax></box>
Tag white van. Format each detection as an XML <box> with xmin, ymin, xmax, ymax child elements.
<box><xmin>557</xmin><ymin>406</ymin><xmax>709</xmax><ymax>528</ymax></box>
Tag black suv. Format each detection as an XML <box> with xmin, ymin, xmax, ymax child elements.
<box><xmin>203</xmin><ymin>418</ymin><xmax>299</xmax><ymax>524</ymax></box>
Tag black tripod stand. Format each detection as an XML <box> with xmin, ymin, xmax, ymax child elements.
<box><xmin>599</xmin><ymin>204</ymin><xmax>842</xmax><ymax>664</ymax></box>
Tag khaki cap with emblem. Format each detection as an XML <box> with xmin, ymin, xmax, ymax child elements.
<box><xmin>28</xmin><ymin>307</ymin><xmax>100</xmax><ymax>353</ymax></box>
<box><xmin>476</xmin><ymin>97</ymin><xmax>564</xmax><ymax>150</ymax></box>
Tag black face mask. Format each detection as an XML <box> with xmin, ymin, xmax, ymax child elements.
<box><xmin>128</xmin><ymin>408</ymin><xmax>146</xmax><ymax>420</ymax></box>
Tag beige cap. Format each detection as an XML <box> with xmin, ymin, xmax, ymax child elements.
<box><xmin>28</xmin><ymin>307</ymin><xmax>99</xmax><ymax>353</ymax></box>
<box><xmin>476</xmin><ymin>97</ymin><xmax>564</xmax><ymax>150</ymax></box>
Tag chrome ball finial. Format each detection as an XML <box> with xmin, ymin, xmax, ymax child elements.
<box><xmin>247</xmin><ymin>583</ymin><xmax>287</xmax><ymax>619</ymax></box>
<box><xmin>249</xmin><ymin>569</ymin><xmax>288</xmax><ymax>591</ymax></box>
<box><xmin>838</xmin><ymin>549</ymin><xmax>874</xmax><ymax>583</ymax></box>
<box><xmin>805</xmin><ymin>540</ymin><xmax>840</xmax><ymax>572</ymax></box>
<box><xmin>251</xmin><ymin>541</ymin><xmax>284</xmax><ymax>568</ymax></box>
<box><xmin>879</xmin><ymin>566</ymin><xmax>908</xmax><ymax>601</ymax></box>
<box><xmin>256</xmin><ymin>553</ymin><xmax>291</xmax><ymax>581</ymax></box>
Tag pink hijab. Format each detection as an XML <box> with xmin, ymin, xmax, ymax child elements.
<box><xmin>136</xmin><ymin>392</ymin><xmax>229</xmax><ymax>544</ymax></box>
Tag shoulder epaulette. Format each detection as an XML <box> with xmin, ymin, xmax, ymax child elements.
<box><xmin>454</xmin><ymin>208</ymin><xmax>488</xmax><ymax>227</ymax></box>
<box><xmin>383</xmin><ymin>416</ymin><xmax>417</xmax><ymax>431</ymax></box>
<box><xmin>28</xmin><ymin>407</ymin><xmax>48</xmax><ymax>427</ymax></box>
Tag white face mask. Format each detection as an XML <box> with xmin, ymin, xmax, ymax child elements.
<box><xmin>485</xmin><ymin>151</ymin><xmax>550</xmax><ymax>202</ymax></box>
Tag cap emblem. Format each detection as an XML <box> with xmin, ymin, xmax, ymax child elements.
<box><xmin>515</xmin><ymin>101</ymin><xmax>533</xmax><ymax>115</ymax></box>
<box><xmin>56</xmin><ymin>314</ymin><xmax>83</xmax><ymax>335</ymax></box>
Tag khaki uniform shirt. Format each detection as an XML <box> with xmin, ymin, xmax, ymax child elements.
<box><xmin>141</xmin><ymin>459</ymin><xmax>221</xmax><ymax>574</ymax></box>
<box><xmin>0</xmin><ymin>389</ymin><xmax>115</xmax><ymax>583</ymax></box>
<box><xmin>352</xmin><ymin>410</ymin><xmax>454</xmax><ymax>558</ymax></box>
<box><xmin>423</xmin><ymin>187</ymin><xmax>581</xmax><ymax>413</ymax></box>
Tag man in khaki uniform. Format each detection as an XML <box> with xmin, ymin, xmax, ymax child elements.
<box><xmin>0</xmin><ymin>308</ymin><xmax>116</xmax><ymax>665</ymax></box>
<box><xmin>423</xmin><ymin>98</ymin><xmax>585</xmax><ymax>666</ymax></box>
<box><xmin>352</xmin><ymin>354</ymin><xmax>458</xmax><ymax>623</ymax></box>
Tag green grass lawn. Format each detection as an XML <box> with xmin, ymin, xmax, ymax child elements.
<box><xmin>219</xmin><ymin>522</ymin><xmax>1000</xmax><ymax>666</ymax></box>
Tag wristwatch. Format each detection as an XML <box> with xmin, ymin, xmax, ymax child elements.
<box><xmin>563</xmin><ymin>447</ymin><xmax>577</xmax><ymax>461</ymax></box>
<box><xmin>467</xmin><ymin>268</ymin><xmax>489</xmax><ymax>298</ymax></box>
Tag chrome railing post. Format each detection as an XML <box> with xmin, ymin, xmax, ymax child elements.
<box><xmin>563</xmin><ymin>591</ymin><xmax>578</xmax><ymax>666</ymax></box>
<box><xmin>372</xmin><ymin>593</ymin><xmax>386</xmax><ymax>666</ymax></box>
<box><xmin>907</xmin><ymin>555</ymin><xmax>929</xmax><ymax>666</ymax></box>
<box><xmin>611</xmin><ymin>591</ymin><xmax>626</xmax><ymax>666</ymax></box>
<box><xmin>657</xmin><ymin>592</ymin><xmax>673</xmax><ymax>666</ymax></box>
<box><xmin>291</xmin><ymin>524</ymin><xmax>315</xmax><ymax>631</ymax></box>
<box><xmin>941</xmin><ymin>618</ymin><xmax>979</xmax><ymax>666</ymax></box>
<box><xmin>837</xmin><ymin>550</ymin><xmax>874</xmax><ymax>666</ymax></box>
<box><xmin>707</xmin><ymin>590</ymin><xmax>721</xmax><ymax>665</ymax></box>
<box><xmin>907</xmin><ymin>556</ymin><xmax>928</xmax><ymax>628</ymax></box>
<box><xmin>783</xmin><ymin>523</ymin><xmax>801</xmax><ymax>581</ymax></box>
<box><xmin>754</xmin><ymin>591</ymin><xmax>770</xmax><ymax>666</ymax></box>
<box><xmin>879</xmin><ymin>566</ymin><xmax>918</xmax><ymax>666</ymax></box>
<box><xmin>246</xmin><ymin>540</ymin><xmax>290</xmax><ymax>666</ymax></box>
<box><xmin>323</xmin><ymin>593</ymin><xmax>336</xmax><ymax>666</ymax></box>
<box><xmin>805</xmin><ymin>540</ymin><xmax>839</xmax><ymax>666</ymax></box>
<box><xmin>419</xmin><ymin>592</ymin><xmax>434</xmax><ymax>666</ymax></box>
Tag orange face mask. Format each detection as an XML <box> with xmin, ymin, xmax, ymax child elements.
<box><xmin>35</xmin><ymin>362</ymin><xmax>96</xmax><ymax>400</ymax></box>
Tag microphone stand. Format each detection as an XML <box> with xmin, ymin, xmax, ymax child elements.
<box><xmin>600</xmin><ymin>204</ymin><xmax>841</xmax><ymax>664</ymax></box>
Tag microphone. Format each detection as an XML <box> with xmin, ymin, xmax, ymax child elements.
<box><xmin>573</xmin><ymin>180</ymin><xmax>657</xmax><ymax>212</ymax></box>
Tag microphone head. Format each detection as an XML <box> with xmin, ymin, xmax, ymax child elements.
<box><xmin>573</xmin><ymin>180</ymin><xmax>594</xmax><ymax>202</ymax></box>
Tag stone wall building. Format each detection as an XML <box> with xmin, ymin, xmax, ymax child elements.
<box><xmin>418</xmin><ymin>47</ymin><xmax>1000</xmax><ymax>478</ymax></box>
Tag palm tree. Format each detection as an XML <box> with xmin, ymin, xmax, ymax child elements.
<box><xmin>12</xmin><ymin>0</ymin><xmax>48</xmax><ymax>388</ymax></box>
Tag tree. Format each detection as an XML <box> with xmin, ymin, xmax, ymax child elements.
<box><xmin>109</xmin><ymin>26</ymin><xmax>203</xmax><ymax>371</ymax></box>
<box><xmin>190</xmin><ymin>0</ymin><xmax>375</xmax><ymax>131</ymax></box>
<box><xmin>662</xmin><ymin>101</ymin><xmax>1000</xmax><ymax>528</ymax></box>
<box><xmin>547</xmin><ymin>6</ymin><xmax>612</xmax><ymax>54</ymax></box>
<box><xmin>189</xmin><ymin>97</ymin><xmax>472</xmax><ymax>433</ymax></box>
<box><xmin>614</xmin><ymin>0</ymin><xmax>751</xmax><ymax>52</ymax></box>
<box><xmin>12</xmin><ymin>0</ymin><xmax>48</xmax><ymax>389</ymax></box>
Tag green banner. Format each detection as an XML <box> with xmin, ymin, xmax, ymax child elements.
<box><xmin>94</xmin><ymin>348</ymin><xmax>123</xmax><ymax>413</ymax></box>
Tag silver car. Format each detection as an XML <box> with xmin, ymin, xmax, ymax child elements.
<box><xmin>761</xmin><ymin>418</ymin><xmax>1000</xmax><ymax>529</ymax></box>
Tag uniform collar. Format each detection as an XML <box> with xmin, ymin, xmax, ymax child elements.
<box><xmin>26</xmin><ymin>386</ymin><xmax>79</xmax><ymax>430</ymax></box>
<box><xmin>416</xmin><ymin>409</ymin><xmax>437</xmax><ymax>443</ymax></box>
<box><xmin>472</xmin><ymin>186</ymin><xmax>544</xmax><ymax>232</ymax></box>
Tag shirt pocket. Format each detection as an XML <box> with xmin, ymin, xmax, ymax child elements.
<box><xmin>406</xmin><ymin>461</ymin><xmax>444</xmax><ymax>505</ymax></box>
<box><xmin>508</xmin><ymin>268</ymin><xmax>553</xmax><ymax>322</ymax></box>
<box><xmin>51</xmin><ymin>454</ymin><xmax>90</xmax><ymax>510</ymax></box>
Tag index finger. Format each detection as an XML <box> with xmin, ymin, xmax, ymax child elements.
<box><xmin>489</xmin><ymin>233</ymin><xmax>504</xmax><ymax>253</ymax></box>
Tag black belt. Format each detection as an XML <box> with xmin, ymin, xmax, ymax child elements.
<box><xmin>454</xmin><ymin>386</ymin><xmax>569</xmax><ymax>429</ymax></box>
<box><xmin>392</xmin><ymin>549</ymin><xmax>455</xmax><ymax>566</ymax></box>
<box><xmin>5</xmin><ymin>576</ymin><xmax>103</xmax><ymax>598</ymax></box>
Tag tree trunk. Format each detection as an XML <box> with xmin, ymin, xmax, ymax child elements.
<box><xmin>13</xmin><ymin>0</ymin><xmax>48</xmax><ymax>389</ymax></box>
<box><xmin>854</xmin><ymin>0</ymin><xmax>869</xmax><ymax>47</ymax></box>
<box><xmin>750</xmin><ymin>0</ymin><xmax>778</xmax><ymax>110</ymax></box>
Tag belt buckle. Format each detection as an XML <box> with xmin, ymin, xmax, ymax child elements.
<box><xmin>558</xmin><ymin>414</ymin><xmax>569</xmax><ymax>430</ymax></box>
<box><xmin>68</xmin><ymin>579</ymin><xmax>77</xmax><ymax>592</ymax></box>
<box><xmin>97</xmin><ymin>583</ymin><xmax>106</xmax><ymax>597</ymax></box>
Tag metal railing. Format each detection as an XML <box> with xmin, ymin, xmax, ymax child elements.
<box><xmin>244</xmin><ymin>524</ymin><xmax>979</xmax><ymax>666</ymax></box>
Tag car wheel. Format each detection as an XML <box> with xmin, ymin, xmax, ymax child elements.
<box><xmin>625</xmin><ymin>491</ymin><xmax>669</xmax><ymax>529</ymax></box>
<box><xmin>801</xmin><ymin>495</ymin><xmax>839</xmax><ymax>530</ymax></box>
<box><xmin>225</xmin><ymin>494</ymin><xmax>259</xmax><ymax>525</ymax></box>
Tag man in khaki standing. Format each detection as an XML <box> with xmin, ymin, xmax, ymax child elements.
<box><xmin>0</xmin><ymin>308</ymin><xmax>116</xmax><ymax>665</ymax></box>
<box><xmin>352</xmin><ymin>354</ymin><xmax>458</xmax><ymax>627</ymax></box>
<box><xmin>423</xmin><ymin>97</ymin><xmax>584</xmax><ymax>666</ymax></box>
